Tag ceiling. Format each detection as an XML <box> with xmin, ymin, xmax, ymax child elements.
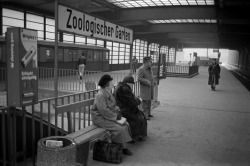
<box><xmin>1</xmin><ymin>0</ymin><xmax>250</xmax><ymax>49</ymax></box>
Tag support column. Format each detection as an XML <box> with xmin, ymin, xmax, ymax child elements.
<box><xmin>129</xmin><ymin>43</ymin><xmax>133</xmax><ymax>75</ymax></box>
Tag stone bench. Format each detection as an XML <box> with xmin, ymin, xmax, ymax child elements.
<box><xmin>57</xmin><ymin>99</ymin><xmax>109</xmax><ymax>166</ymax></box>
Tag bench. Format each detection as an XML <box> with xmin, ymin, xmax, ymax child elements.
<box><xmin>56</xmin><ymin>98</ymin><xmax>109</xmax><ymax>166</ymax></box>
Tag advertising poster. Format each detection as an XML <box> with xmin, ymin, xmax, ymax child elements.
<box><xmin>7</xmin><ymin>27</ymin><xmax>38</xmax><ymax>107</ymax></box>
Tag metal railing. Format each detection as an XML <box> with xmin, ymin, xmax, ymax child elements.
<box><xmin>38</xmin><ymin>67</ymin><xmax>131</xmax><ymax>91</ymax></box>
<box><xmin>155</xmin><ymin>65</ymin><xmax>199</xmax><ymax>78</ymax></box>
<box><xmin>0</xmin><ymin>67</ymin><xmax>132</xmax><ymax>106</ymax></box>
<box><xmin>0</xmin><ymin>79</ymin><xmax>141</xmax><ymax>166</ymax></box>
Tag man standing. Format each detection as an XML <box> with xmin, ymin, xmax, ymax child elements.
<box><xmin>132</xmin><ymin>56</ymin><xmax>138</xmax><ymax>73</ymax></box>
<box><xmin>78</xmin><ymin>53</ymin><xmax>86</xmax><ymax>82</ymax></box>
<box><xmin>137</xmin><ymin>56</ymin><xmax>155</xmax><ymax>120</ymax></box>
<box><xmin>208</xmin><ymin>59</ymin><xmax>221</xmax><ymax>90</ymax></box>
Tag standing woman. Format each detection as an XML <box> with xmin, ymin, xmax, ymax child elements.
<box><xmin>208</xmin><ymin>59</ymin><xmax>221</xmax><ymax>90</ymax></box>
<box><xmin>91</xmin><ymin>74</ymin><xmax>133</xmax><ymax>156</ymax></box>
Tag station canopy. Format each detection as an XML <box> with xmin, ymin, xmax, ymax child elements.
<box><xmin>2</xmin><ymin>0</ymin><xmax>250</xmax><ymax>49</ymax></box>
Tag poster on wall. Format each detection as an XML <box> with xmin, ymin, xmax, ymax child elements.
<box><xmin>7</xmin><ymin>27</ymin><xmax>38</xmax><ymax>107</ymax></box>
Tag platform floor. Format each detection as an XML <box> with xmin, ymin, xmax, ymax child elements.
<box><xmin>88</xmin><ymin>66</ymin><xmax>250</xmax><ymax>166</ymax></box>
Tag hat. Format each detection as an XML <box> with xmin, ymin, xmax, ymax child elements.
<box><xmin>98</xmin><ymin>74</ymin><xmax>113</xmax><ymax>87</ymax></box>
<box><xmin>123</xmin><ymin>76</ymin><xmax>135</xmax><ymax>84</ymax></box>
<box><xmin>143</xmin><ymin>56</ymin><xmax>152</xmax><ymax>63</ymax></box>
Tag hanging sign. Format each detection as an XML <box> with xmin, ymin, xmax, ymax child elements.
<box><xmin>58</xmin><ymin>4</ymin><xmax>133</xmax><ymax>44</ymax></box>
<box><xmin>6</xmin><ymin>27</ymin><xmax>38</xmax><ymax>107</ymax></box>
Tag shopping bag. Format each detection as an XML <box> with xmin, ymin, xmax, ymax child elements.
<box><xmin>93</xmin><ymin>140</ymin><xmax>122</xmax><ymax>164</ymax></box>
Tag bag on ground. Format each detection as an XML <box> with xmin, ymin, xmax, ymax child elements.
<box><xmin>93</xmin><ymin>140</ymin><xmax>122</xmax><ymax>164</ymax></box>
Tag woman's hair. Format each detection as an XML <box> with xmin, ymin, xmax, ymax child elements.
<box><xmin>98</xmin><ymin>74</ymin><xmax>113</xmax><ymax>88</ymax></box>
<box><xmin>102</xmin><ymin>81</ymin><xmax>110</xmax><ymax>88</ymax></box>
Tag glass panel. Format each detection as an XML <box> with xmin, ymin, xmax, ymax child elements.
<box><xmin>26</xmin><ymin>13</ymin><xmax>44</xmax><ymax>39</ymax></box>
<box><xmin>107</xmin><ymin>0</ymin><xmax>214</xmax><ymax>8</ymax></box>
<box><xmin>75</xmin><ymin>35</ymin><xmax>86</xmax><ymax>44</ymax></box>
<box><xmin>112</xmin><ymin>59</ymin><xmax>118</xmax><ymax>64</ymax></box>
<box><xmin>87</xmin><ymin>37</ymin><xmax>96</xmax><ymax>46</ymax></box>
<box><xmin>97</xmin><ymin>40</ymin><xmax>104</xmax><ymax>46</ymax></box>
<box><xmin>3</xmin><ymin>8</ymin><xmax>24</xmax><ymax>19</ymax></box>
<box><xmin>2</xmin><ymin>8</ymin><xmax>24</xmax><ymax>34</ymax></box>
<box><xmin>46</xmin><ymin>18</ymin><xmax>55</xmax><ymax>40</ymax></box>
<box><xmin>63</xmin><ymin>33</ymin><xmax>74</xmax><ymax>43</ymax></box>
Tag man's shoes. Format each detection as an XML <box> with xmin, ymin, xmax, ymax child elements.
<box><xmin>149</xmin><ymin>114</ymin><xmax>154</xmax><ymax>117</ymax></box>
<box><xmin>128</xmin><ymin>139</ymin><xmax>136</xmax><ymax>144</ymax></box>
<box><xmin>136</xmin><ymin>136</ymin><xmax>145</xmax><ymax>141</ymax></box>
<box><xmin>122</xmin><ymin>149</ymin><xmax>133</xmax><ymax>156</ymax></box>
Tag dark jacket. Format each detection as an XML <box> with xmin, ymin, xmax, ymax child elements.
<box><xmin>114</xmin><ymin>82</ymin><xmax>141</xmax><ymax>121</ymax></box>
<box><xmin>208</xmin><ymin>63</ymin><xmax>221</xmax><ymax>85</ymax></box>
<box><xmin>114</xmin><ymin>82</ymin><xmax>147</xmax><ymax>138</ymax></box>
<box><xmin>78</xmin><ymin>56</ymin><xmax>86</xmax><ymax>65</ymax></box>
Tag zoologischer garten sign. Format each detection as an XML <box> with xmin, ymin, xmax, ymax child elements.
<box><xmin>58</xmin><ymin>4</ymin><xmax>133</xmax><ymax>44</ymax></box>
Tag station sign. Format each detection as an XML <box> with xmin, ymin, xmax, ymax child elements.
<box><xmin>58</xmin><ymin>4</ymin><xmax>133</xmax><ymax>44</ymax></box>
<box><xmin>6</xmin><ymin>27</ymin><xmax>38</xmax><ymax>107</ymax></box>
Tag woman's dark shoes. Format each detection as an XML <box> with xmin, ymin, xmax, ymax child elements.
<box><xmin>122</xmin><ymin>148</ymin><xmax>133</xmax><ymax>156</ymax></box>
<box><xmin>149</xmin><ymin>114</ymin><xmax>154</xmax><ymax>117</ymax></box>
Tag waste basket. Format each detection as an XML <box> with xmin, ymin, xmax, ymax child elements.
<box><xmin>37</xmin><ymin>136</ymin><xmax>76</xmax><ymax>166</ymax></box>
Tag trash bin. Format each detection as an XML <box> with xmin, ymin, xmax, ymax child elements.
<box><xmin>37</xmin><ymin>136</ymin><xmax>76</xmax><ymax>166</ymax></box>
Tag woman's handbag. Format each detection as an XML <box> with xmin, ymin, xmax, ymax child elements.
<box><xmin>92</xmin><ymin>140</ymin><xmax>122</xmax><ymax>164</ymax></box>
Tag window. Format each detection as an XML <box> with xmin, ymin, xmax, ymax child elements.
<box><xmin>168</xmin><ymin>48</ymin><xmax>176</xmax><ymax>63</ymax></box>
<box><xmin>46</xmin><ymin>18</ymin><xmax>55</xmax><ymax>41</ymax></box>
<box><xmin>149</xmin><ymin>43</ymin><xmax>159</xmax><ymax>63</ymax></box>
<box><xmin>63</xmin><ymin>33</ymin><xmax>74</xmax><ymax>43</ymax></box>
<box><xmin>26</xmin><ymin>13</ymin><xmax>44</xmax><ymax>40</ymax></box>
<box><xmin>87</xmin><ymin>37</ymin><xmax>96</xmax><ymax>46</ymax></box>
<box><xmin>2</xmin><ymin>8</ymin><xmax>24</xmax><ymax>35</ymax></box>
<box><xmin>97</xmin><ymin>40</ymin><xmax>104</xmax><ymax>47</ymax></box>
<box><xmin>75</xmin><ymin>35</ymin><xmax>86</xmax><ymax>44</ymax></box>
<box><xmin>133</xmin><ymin>39</ymin><xmax>148</xmax><ymax>63</ymax></box>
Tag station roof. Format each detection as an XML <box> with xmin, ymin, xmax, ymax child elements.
<box><xmin>2</xmin><ymin>0</ymin><xmax>250</xmax><ymax>49</ymax></box>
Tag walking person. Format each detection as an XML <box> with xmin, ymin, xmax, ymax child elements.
<box><xmin>132</xmin><ymin>56</ymin><xmax>138</xmax><ymax>73</ymax></box>
<box><xmin>208</xmin><ymin>59</ymin><xmax>221</xmax><ymax>90</ymax></box>
<box><xmin>137</xmin><ymin>56</ymin><xmax>156</xmax><ymax>120</ymax></box>
<box><xmin>78</xmin><ymin>53</ymin><xmax>86</xmax><ymax>83</ymax></box>
<box><xmin>91</xmin><ymin>74</ymin><xmax>133</xmax><ymax>156</ymax></box>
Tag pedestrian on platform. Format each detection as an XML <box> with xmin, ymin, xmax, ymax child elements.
<box><xmin>208</xmin><ymin>59</ymin><xmax>221</xmax><ymax>90</ymax></box>
<box><xmin>91</xmin><ymin>74</ymin><xmax>133</xmax><ymax>156</ymax></box>
<box><xmin>132</xmin><ymin>56</ymin><xmax>138</xmax><ymax>73</ymax></box>
<box><xmin>114</xmin><ymin>76</ymin><xmax>147</xmax><ymax>142</ymax></box>
<box><xmin>137</xmin><ymin>56</ymin><xmax>156</xmax><ymax>120</ymax></box>
<box><xmin>78</xmin><ymin>53</ymin><xmax>86</xmax><ymax>83</ymax></box>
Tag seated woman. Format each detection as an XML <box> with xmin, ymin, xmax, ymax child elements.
<box><xmin>91</xmin><ymin>74</ymin><xmax>133</xmax><ymax>156</ymax></box>
<box><xmin>114</xmin><ymin>76</ymin><xmax>147</xmax><ymax>142</ymax></box>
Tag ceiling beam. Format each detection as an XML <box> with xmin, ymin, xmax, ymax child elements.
<box><xmin>93</xmin><ymin>6</ymin><xmax>216</xmax><ymax>22</ymax></box>
<box><xmin>133</xmin><ymin>24</ymin><xmax>218</xmax><ymax>34</ymax></box>
<box><xmin>219</xmin><ymin>25</ymin><xmax>250</xmax><ymax>34</ymax></box>
<box><xmin>167</xmin><ymin>32</ymin><xmax>218</xmax><ymax>39</ymax></box>
<box><xmin>218</xmin><ymin>7</ymin><xmax>250</xmax><ymax>19</ymax></box>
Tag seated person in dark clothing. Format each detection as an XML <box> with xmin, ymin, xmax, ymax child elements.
<box><xmin>114</xmin><ymin>76</ymin><xmax>147</xmax><ymax>142</ymax></box>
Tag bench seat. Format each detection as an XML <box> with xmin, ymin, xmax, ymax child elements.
<box><xmin>56</xmin><ymin>99</ymin><xmax>109</xmax><ymax>166</ymax></box>
<box><xmin>66</xmin><ymin>125</ymin><xmax>109</xmax><ymax>166</ymax></box>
